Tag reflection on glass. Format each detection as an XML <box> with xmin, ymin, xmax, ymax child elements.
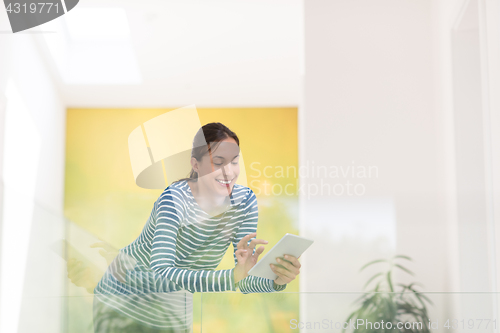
<box><xmin>71</xmin><ymin>123</ymin><xmax>292</xmax><ymax>332</ymax></box>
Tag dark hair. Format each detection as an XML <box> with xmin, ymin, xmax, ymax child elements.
<box><xmin>172</xmin><ymin>122</ymin><xmax>239</xmax><ymax>184</ymax></box>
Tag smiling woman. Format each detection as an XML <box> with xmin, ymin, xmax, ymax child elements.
<box><xmin>92</xmin><ymin>122</ymin><xmax>301</xmax><ymax>333</ymax></box>
<box><xmin>175</xmin><ymin>123</ymin><xmax>242</xmax><ymax>217</ymax></box>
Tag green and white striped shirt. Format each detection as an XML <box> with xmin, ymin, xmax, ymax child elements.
<box><xmin>94</xmin><ymin>180</ymin><xmax>286</xmax><ymax>329</ymax></box>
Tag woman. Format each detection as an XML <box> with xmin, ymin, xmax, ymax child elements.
<box><xmin>92</xmin><ymin>122</ymin><xmax>301</xmax><ymax>332</ymax></box>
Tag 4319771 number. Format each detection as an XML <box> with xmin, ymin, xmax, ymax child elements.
<box><xmin>6</xmin><ymin>2</ymin><xmax>59</xmax><ymax>14</ymax></box>
<box><xmin>444</xmin><ymin>318</ymin><xmax>496</xmax><ymax>330</ymax></box>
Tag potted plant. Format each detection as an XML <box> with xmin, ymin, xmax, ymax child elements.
<box><xmin>342</xmin><ymin>255</ymin><xmax>432</xmax><ymax>333</ymax></box>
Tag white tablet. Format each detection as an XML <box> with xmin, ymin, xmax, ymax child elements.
<box><xmin>247</xmin><ymin>233</ymin><xmax>314</xmax><ymax>280</ymax></box>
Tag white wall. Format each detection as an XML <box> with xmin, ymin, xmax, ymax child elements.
<box><xmin>300</xmin><ymin>0</ymin><xmax>452</xmax><ymax>326</ymax></box>
<box><xmin>433</xmin><ymin>0</ymin><xmax>500</xmax><ymax>322</ymax></box>
<box><xmin>0</xmin><ymin>11</ymin><xmax>67</xmax><ymax>333</ymax></box>
<box><xmin>300</xmin><ymin>0</ymin><xmax>500</xmax><ymax>328</ymax></box>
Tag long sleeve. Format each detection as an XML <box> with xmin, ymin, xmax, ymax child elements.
<box><xmin>232</xmin><ymin>189</ymin><xmax>287</xmax><ymax>294</ymax></box>
<box><xmin>149</xmin><ymin>189</ymin><xmax>237</xmax><ymax>293</ymax></box>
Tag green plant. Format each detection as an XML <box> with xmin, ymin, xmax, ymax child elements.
<box><xmin>343</xmin><ymin>255</ymin><xmax>432</xmax><ymax>333</ymax></box>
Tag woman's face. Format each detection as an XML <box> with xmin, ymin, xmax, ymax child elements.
<box><xmin>192</xmin><ymin>137</ymin><xmax>240</xmax><ymax>197</ymax></box>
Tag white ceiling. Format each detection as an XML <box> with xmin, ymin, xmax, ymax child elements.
<box><xmin>36</xmin><ymin>0</ymin><xmax>301</xmax><ymax>108</ymax></box>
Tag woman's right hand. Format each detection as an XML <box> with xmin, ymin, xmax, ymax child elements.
<box><xmin>90</xmin><ymin>240</ymin><xmax>119</xmax><ymax>266</ymax></box>
<box><xmin>234</xmin><ymin>232</ymin><xmax>268</xmax><ymax>283</ymax></box>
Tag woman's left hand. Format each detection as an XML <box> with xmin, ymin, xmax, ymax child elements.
<box><xmin>271</xmin><ymin>254</ymin><xmax>301</xmax><ymax>285</ymax></box>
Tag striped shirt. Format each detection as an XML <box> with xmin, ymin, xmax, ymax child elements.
<box><xmin>93</xmin><ymin>180</ymin><xmax>286</xmax><ymax>329</ymax></box>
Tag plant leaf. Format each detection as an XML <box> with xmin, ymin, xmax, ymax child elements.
<box><xmin>352</xmin><ymin>292</ymin><xmax>369</xmax><ymax>305</ymax></box>
<box><xmin>418</xmin><ymin>293</ymin><xmax>433</xmax><ymax>305</ymax></box>
<box><xmin>407</xmin><ymin>282</ymin><xmax>425</xmax><ymax>290</ymax></box>
<box><xmin>412</xmin><ymin>292</ymin><xmax>428</xmax><ymax>312</ymax></box>
<box><xmin>394</xmin><ymin>263</ymin><xmax>415</xmax><ymax>276</ymax></box>
<box><xmin>363</xmin><ymin>272</ymin><xmax>383</xmax><ymax>290</ymax></box>
<box><xmin>393</xmin><ymin>254</ymin><xmax>412</xmax><ymax>261</ymax></box>
<box><xmin>409</xmin><ymin>287</ymin><xmax>434</xmax><ymax>305</ymax></box>
<box><xmin>404</xmin><ymin>282</ymin><xmax>423</xmax><ymax>290</ymax></box>
<box><xmin>384</xmin><ymin>294</ymin><xmax>397</xmax><ymax>319</ymax></box>
<box><xmin>387</xmin><ymin>271</ymin><xmax>394</xmax><ymax>292</ymax></box>
<box><xmin>341</xmin><ymin>312</ymin><xmax>356</xmax><ymax>333</ymax></box>
<box><xmin>359</xmin><ymin>259</ymin><xmax>387</xmax><ymax>272</ymax></box>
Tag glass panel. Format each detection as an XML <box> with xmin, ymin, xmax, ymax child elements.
<box><xmin>200</xmin><ymin>291</ymin><xmax>498</xmax><ymax>333</ymax></box>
